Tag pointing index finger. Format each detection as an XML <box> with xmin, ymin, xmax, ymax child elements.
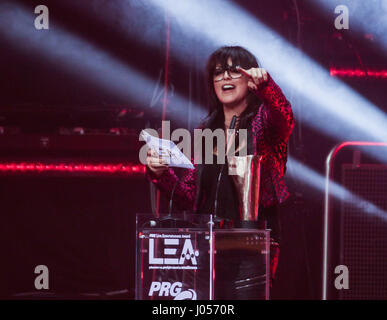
<box><xmin>236</xmin><ymin>66</ymin><xmax>251</xmax><ymax>78</ymax></box>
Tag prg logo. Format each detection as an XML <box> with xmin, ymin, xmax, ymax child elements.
<box><xmin>148</xmin><ymin>281</ymin><xmax>197</xmax><ymax>300</ymax></box>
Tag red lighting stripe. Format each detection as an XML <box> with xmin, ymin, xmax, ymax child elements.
<box><xmin>0</xmin><ymin>162</ymin><xmax>146</xmax><ymax>174</ymax></box>
<box><xmin>330</xmin><ymin>68</ymin><xmax>387</xmax><ymax>78</ymax></box>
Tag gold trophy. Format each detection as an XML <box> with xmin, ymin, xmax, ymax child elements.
<box><xmin>228</xmin><ymin>155</ymin><xmax>264</xmax><ymax>228</ymax></box>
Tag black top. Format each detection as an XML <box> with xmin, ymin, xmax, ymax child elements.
<box><xmin>195</xmin><ymin>116</ymin><xmax>252</xmax><ymax>224</ymax></box>
<box><xmin>197</xmin><ymin>154</ymin><xmax>240</xmax><ymax>222</ymax></box>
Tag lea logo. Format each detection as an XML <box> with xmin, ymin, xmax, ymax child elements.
<box><xmin>149</xmin><ymin>235</ymin><xmax>199</xmax><ymax>269</ymax></box>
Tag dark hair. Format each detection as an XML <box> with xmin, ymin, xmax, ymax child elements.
<box><xmin>203</xmin><ymin>46</ymin><xmax>262</xmax><ymax>130</ymax></box>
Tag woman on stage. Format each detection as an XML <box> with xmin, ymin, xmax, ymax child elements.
<box><xmin>146</xmin><ymin>46</ymin><xmax>294</xmax><ymax>299</ymax></box>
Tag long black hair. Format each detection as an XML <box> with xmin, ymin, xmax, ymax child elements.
<box><xmin>202</xmin><ymin>46</ymin><xmax>262</xmax><ymax>130</ymax></box>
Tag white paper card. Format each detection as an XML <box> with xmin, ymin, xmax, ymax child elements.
<box><xmin>140</xmin><ymin>130</ymin><xmax>194</xmax><ymax>169</ymax></box>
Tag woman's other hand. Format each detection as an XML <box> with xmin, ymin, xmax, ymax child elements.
<box><xmin>146</xmin><ymin>148</ymin><xmax>169</xmax><ymax>177</ymax></box>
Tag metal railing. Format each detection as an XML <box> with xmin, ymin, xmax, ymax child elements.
<box><xmin>322</xmin><ymin>141</ymin><xmax>387</xmax><ymax>300</ymax></box>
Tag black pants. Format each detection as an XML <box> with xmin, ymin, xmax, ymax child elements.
<box><xmin>214</xmin><ymin>204</ymin><xmax>281</xmax><ymax>300</ymax></box>
<box><xmin>214</xmin><ymin>249</ymin><xmax>267</xmax><ymax>300</ymax></box>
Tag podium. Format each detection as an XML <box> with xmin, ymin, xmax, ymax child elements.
<box><xmin>136</xmin><ymin>214</ymin><xmax>270</xmax><ymax>300</ymax></box>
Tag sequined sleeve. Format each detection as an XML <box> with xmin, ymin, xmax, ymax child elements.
<box><xmin>253</xmin><ymin>73</ymin><xmax>294</xmax><ymax>144</ymax></box>
<box><xmin>146</xmin><ymin>165</ymin><xmax>197</xmax><ymax>211</ymax></box>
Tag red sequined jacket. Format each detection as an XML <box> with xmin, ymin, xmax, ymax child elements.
<box><xmin>147</xmin><ymin>74</ymin><xmax>294</xmax><ymax>212</ymax></box>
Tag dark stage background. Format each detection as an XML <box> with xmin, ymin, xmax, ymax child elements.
<box><xmin>0</xmin><ymin>0</ymin><xmax>386</xmax><ymax>299</ymax></box>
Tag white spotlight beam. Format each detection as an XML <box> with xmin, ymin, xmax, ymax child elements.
<box><xmin>287</xmin><ymin>156</ymin><xmax>387</xmax><ymax>223</ymax></box>
<box><xmin>0</xmin><ymin>2</ymin><xmax>206</xmax><ymax>124</ymax></box>
<box><xmin>148</xmin><ymin>0</ymin><xmax>387</xmax><ymax>146</ymax></box>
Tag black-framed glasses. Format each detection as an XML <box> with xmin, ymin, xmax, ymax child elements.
<box><xmin>213</xmin><ymin>65</ymin><xmax>242</xmax><ymax>82</ymax></box>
